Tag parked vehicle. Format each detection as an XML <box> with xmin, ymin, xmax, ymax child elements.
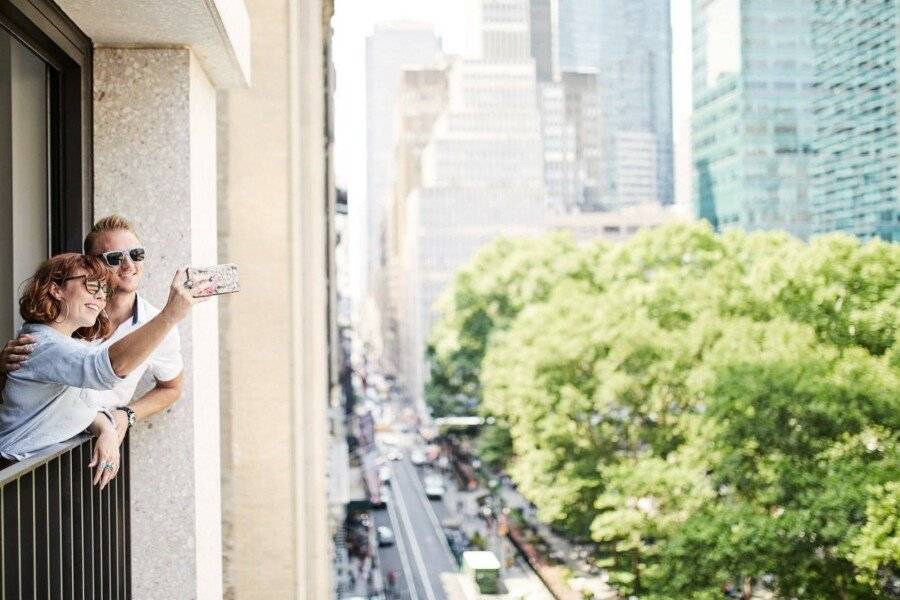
<box><xmin>410</xmin><ymin>449</ymin><xmax>427</xmax><ymax>465</ymax></box>
<box><xmin>377</xmin><ymin>526</ymin><xmax>395</xmax><ymax>546</ymax></box>
<box><xmin>463</xmin><ymin>551</ymin><xmax>500</xmax><ymax>594</ymax></box>
<box><xmin>423</xmin><ymin>475</ymin><xmax>445</xmax><ymax>499</ymax></box>
<box><xmin>379</xmin><ymin>466</ymin><xmax>392</xmax><ymax>484</ymax></box>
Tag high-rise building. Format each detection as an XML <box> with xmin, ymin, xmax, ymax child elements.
<box><xmin>810</xmin><ymin>2</ymin><xmax>900</xmax><ymax>241</ymax></box>
<box><xmin>365</xmin><ymin>23</ymin><xmax>441</xmax><ymax>316</ymax></box>
<box><xmin>692</xmin><ymin>0</ymin><xmax>814</xmax><ymax>238</ymax></box>
<box><xmin>529</xmin><ymin>0</ymin><xmax>555</xmax><ymax>82</ymax></box>
<box><xmin>537</xmin><ymin>69</ymin><xmax>602</xmax><ymax>212</ymax></box>
<box><xmin>399</xmin><ymin>0</ymin><xmax>546</xmax><ymax>415</ymax></box>
<box><xmin>556</xmin><ymin>0</ymin><xmax>673</xmax><ymax>208</ymax></box>
<box><xmin>383</xmin><ymin>65</ymin><xmax>450</xmax><ymax>375</ymax></box>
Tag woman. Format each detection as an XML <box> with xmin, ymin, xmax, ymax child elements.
<box><xmin>0</xmin><ymin>253</ymin><xmax>207</xmax><ymax>489</ymax></box>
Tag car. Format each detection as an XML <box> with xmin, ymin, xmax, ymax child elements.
<box><xmin>386</xmin><ymin>449</ymin><xmax>403</xmax><ymax>461</ymax></box>
<box><xmin>378</xmin><ymin>466</ymin><xmax>392</xmax><ymax>484</ymax></box>
<box><xmin>410</xmin><ymin>450</ymin><xmax>427</xmax><ymax>466</ymax></box>
<box><xmin>424</xmin><ymin>483</ymin><xmax>445</xmax><ymax>499</ymax></box>
<box><xmin>376</xmin><ymin>526</ymin><xmax>395</xmax><ymax>546</ymax></box>
<box><xmin>423</xmin><ymin>474</ymin><xmax>443</xmax><ymax>488</ymax></box>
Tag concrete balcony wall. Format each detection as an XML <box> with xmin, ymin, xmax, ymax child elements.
<box><xmin>92</xmin><ymin>46</ymin><xmax>222</xmax><ymax>600</ymax></box>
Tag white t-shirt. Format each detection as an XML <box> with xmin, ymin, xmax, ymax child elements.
<box><xmin>91</xmin><ymin>295</ymin><xmax>183</xmax><ymax>408</ymax></box>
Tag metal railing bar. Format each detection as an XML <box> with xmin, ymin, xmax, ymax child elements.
<box><xmin>48</xmin><ymin>458</ymin><xmax>61</xmax><ymax>597</ymax></box>
<box><xmin>113</xmin><ymin>468</ymin><xmax>119</xmax><ymax>598</ymax></box>
<box><xmin>2</xmin><ymin>480</ymin><xmax>21</xmax><ymax>598</ymax></box>
<box><xmin>73</xmin><ymin>444</ymin><xmax>83</xmax><ymax>600</ymax></box>
<box><xmin>1</xmin><ymin>482</ymin><xmax>4</xmax><ymax>600</ymax></box>
<box><xmin>19</xmin><ymin>472</ymin><xmax>34</xmax><ymax>599</ymax></box>
<box><xmin>34</xmin><ymin>465</ymin><xmax>48</xmax><ymax>600</ymax></box>
<box><xmin>91</xmin><ymin>439</ymin><xmax>102</xmax><ymax>600</ymax></box>
<box><xmin>123</xmin><ymin>437</ymin><xmax>131</xmax><ymax>599</ymax></box>
<box><xmin>80</xmin><ymin>443</ymin><xmax>94</xmax><ymax>600</ymax></box>
<box><xmin>0</xmin><ymin>437</ymin><xmax>88</xmax><ymax>487</ymax></box>
<box><xmin>62</xmin><ymin>451</ymin><xmax>74</xmax><ymax>598</ymax></box>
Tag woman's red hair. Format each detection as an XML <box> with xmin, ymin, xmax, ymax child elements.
<box><xmin>19</xmin><ymin>253</ymin><xmax>114</xmax><ymax>341</ymax></box>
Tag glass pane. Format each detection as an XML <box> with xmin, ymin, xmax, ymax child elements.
<box><xmin>0</xmin><ymin>28</ymin><xmax>49</xmax><ymax>341</ymax></box>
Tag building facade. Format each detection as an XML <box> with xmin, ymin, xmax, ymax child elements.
<box><xmin>810</xmin><ymin>0</ymin><xmax>900</xmax><ymax>241</ymax></box>
<box><xmin>556</xmin><ymin>0</ymin><xmax>673</xmax><ymax>208</ymax></box>
<box><xmin>364</xmin><ymin>23</ymin><xmax>441</xmax><ymax>320</ymax></box>
<box><xmin>692</xmin><ymin>0</ymin><xmax>814</xmax><ymax>239</ymax></box>
<box><xmin>0</xmin><ymin>0</ymin><xmax>337</xmax><ymax>598</ymax></box>
<box><xmin>398</xmin><ymin>0</ymin><xmax>546</xmax><ymax>416</ymax></box>
<box><xmin>383</xmin><ymin>65</ymin><xmax>450</xmax><ymax>376</ymax></box>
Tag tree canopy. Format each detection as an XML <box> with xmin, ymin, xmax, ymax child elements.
<box><xmin>427</xmin><ymin>222</ymin><xmax>900</xmax><ymax>598</ymax></box>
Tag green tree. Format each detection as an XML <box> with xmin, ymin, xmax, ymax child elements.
<box><xmin>432</xmin><ymin>222</ymin><xmax>900</xmax><ymax>597</ymax></box>
<box><xmin>426</xmin><ymin>233</ymin><xmax>599</xmax><ymax>418</ymax></box>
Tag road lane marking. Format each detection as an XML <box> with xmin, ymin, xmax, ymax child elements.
<box><xmin>401</xmin><ymin>460</ymin><xmax>469</xmax><ymax>599</ymax></box>
<box><xmin>391</xmin><ymin>459</ymin><xmax>440</xmax><ymax>600</ymax></box>
<box><xmin>384</xmin><ymin>486</ymin><xmax>421</xmax><ymax>600</ymax></box>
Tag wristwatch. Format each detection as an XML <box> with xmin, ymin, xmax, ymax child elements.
<box><xmin>116</xmin><ymin>406</ymin><xmax>137</xmax><ymax>428</ymax></box>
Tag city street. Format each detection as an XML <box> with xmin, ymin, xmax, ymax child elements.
<box><xmin>373</xmin><ymin>449</ymin><xmax>465</xmax><ymax>600</ymax></box>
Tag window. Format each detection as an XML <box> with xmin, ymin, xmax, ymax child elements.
<box><xmin>0</xmin><ymin>0</ymin><xmax>91</xmax><ymax>340</ymax></box>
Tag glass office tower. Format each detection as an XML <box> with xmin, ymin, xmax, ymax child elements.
<box><xmin>810</xmin><ymin>1</ymin><xmax>900</xmax><ymax>241</ymax></box>
<box><xmin>692</xmin><ymin>0</ymin><xmax>814</xmax><ymax>238</ymax></box>
<box><xmin>556</xmin><ymin>0</ymin><xmax>673</xmax><ymax>208</ymax></box>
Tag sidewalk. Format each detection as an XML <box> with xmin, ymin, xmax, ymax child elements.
<box><xmin>442</xmin><ymin>474</ymin><xmax>555</xmax><ymax>600</ymax></box>
<box><xmin>492</xmin><ymin>479</ymin><xmax>617</xmax><ymax>600</ymax></box>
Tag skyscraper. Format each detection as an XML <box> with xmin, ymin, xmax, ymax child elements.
<box><xmin>810</xmin><ymin>1</ymin><xmax>900</xmax><ymax>241</ymax></box>
<box><xmin>692</xmin><ymin>0</ymin><xmax>814</xmax><ymax>238</ymax></box>
<box><xmin>383</xmin><ymin>65</ymin><xmax>450</xmax><ymax>376</ymax></box>
<box><xmin>399</xmin><ymin>0</ymin><xmax>546</xmax><ymax>414</ymax></box>
<box><xmin>365</xmin><ymin>23</ymin><xmax>441</xmax><ymax>313</ymax></box>
<box><xmin>556</xmin><ymin>0</ymin><xmax>673</xmax><ymax>208</ymax></box>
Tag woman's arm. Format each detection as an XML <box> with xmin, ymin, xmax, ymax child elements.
<box><xmin>107</xmin><ymin>269</ymin><xmax>209</xmax><ymax>377</ymax></box>
<box><xmin>87</xmin><ymin>413</ymin><xmax>119</xmax><ymax>489</ymax></box>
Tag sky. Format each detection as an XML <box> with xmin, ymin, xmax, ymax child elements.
<box><xmin>332</xmin><ymin>0</ymin><xmax>693</xmax><ymax>298</ymax></box>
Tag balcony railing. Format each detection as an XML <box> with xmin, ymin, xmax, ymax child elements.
<box><xmin>0</xmin><ymin>435</ymin><xmax>131</xmax><ymax>599</ymax></box>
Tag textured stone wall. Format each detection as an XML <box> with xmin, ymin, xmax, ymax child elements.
<box><xmin>93</xmin><ymin>47</ymin><xmax>222</xmax><ymax>600</ymax></box>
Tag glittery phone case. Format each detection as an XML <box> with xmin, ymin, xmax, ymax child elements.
<box><xmin>186</xmin><ymin>264</ymin><xmax>240</xmax><ymax>297</ymax></box>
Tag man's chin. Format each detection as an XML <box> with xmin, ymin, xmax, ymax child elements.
<box><xmin>114</xmin><ymin>283</ymin><xmax>140</xmax><ymax>295</ymax></box>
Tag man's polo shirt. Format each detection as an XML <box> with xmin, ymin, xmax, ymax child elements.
<box><xmin>92</xmin><ymin>295</ymin><xmax>183</xmax><ymax>408</ymax></box>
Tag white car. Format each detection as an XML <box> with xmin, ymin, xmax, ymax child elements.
<box><xmin>376</xmin><ymin>526</ymin><xmax>395</xmax><ymax>546</ymax></box>
<box><xmin>378</xmin><ymin>466</ymin><xmax>392</xmax><ymax>484</ymax></box>
<box><xmin>424</xmin><ymin>484</ymin><xmax>445</xmax><ymax>499</ymax></box>
<box><xmin>410</xmin><ymin>450</ymin><xmax>427</xmax><ymax>466</ymax></box>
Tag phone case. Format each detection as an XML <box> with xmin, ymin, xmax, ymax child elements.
<box><xmin>186</xmin><ymin>264</ymin><xmax>240</xmax><ymax>297</ymax></box>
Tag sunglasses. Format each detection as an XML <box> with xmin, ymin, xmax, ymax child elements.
<box><xmin>63</xmin><ymin>274</ymin><xmax>111</xmax><ymax>298</ymax></box>
<box><xmin>100</xmin><ymin>247</ymin><xmax>145</xmax><ymax>267</ymax></box>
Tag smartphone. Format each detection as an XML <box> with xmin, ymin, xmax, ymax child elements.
<box><xmin>185</xmin><ymin>264</ymin><xmax>240</xmax><ymax>298</ymax></box>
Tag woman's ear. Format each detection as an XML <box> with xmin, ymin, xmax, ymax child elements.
<box><xmin>49</xmin><ymin>282</ymin><xmax>62</xmax><ymax>301</ymax></box>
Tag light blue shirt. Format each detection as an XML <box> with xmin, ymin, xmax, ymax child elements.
<box><xmin>0</xmin><ymin>323</ymin><xmax>123</xmax><ymax>460</ymax></box>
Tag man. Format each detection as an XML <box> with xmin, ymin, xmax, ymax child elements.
<box><xmin>0</xmin><ymin>215</ymin><xmax>183</xmax><ymax>443</ymax></box>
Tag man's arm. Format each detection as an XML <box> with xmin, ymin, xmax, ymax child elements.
<box><xmin>113</xmin><ymin>371</ymin><xmax>184</xmax><ymax>441</ymax></box>
<box><xmin>0</xmin><ymin>335</ymin><xmax>36</xmax><ymax>387</ymax></box>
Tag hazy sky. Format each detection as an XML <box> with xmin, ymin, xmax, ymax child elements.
<box><xmin>333</xmin><ymin>0</ymin><xmax>693</xmax><ymax>296</ymax></box>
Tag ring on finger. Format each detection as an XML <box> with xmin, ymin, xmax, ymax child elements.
<box><xmin>103</xmin><ymin>463</ymin><xmax>114</xmax><ymax>471</ymax></box>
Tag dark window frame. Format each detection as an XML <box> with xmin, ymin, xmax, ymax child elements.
<box><xmin>0</xmin><ymin>0</ymin><xmax>92</xmax><ymax>254</ymax></box>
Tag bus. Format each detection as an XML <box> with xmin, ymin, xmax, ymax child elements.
<box><xmin>462</xmin><ymin>551</ymin><xmax>500</xmax><ymax>594</ymax></box>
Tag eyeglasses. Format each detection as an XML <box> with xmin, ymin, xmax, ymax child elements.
<box><xmin>100</xmin><ymin>247</ymin><xmax>145</xmax><ymax>267</ymax></box>
<box><xmin>63</xmin><ymin>275</ymin><xmax>111</xmax><ymax>298</ymax></box>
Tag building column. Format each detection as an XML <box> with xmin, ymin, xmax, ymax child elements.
<box><xmin>92</xmin><ymin>47</ymin><xmax>222</xmax><ymax>600</ymax></box>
